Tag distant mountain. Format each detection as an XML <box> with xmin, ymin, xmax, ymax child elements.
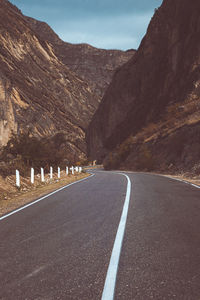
<box><xmin>0</xmin><ymin>0</ymin><xmax>134</xmax><ymax>164</ymax></box>
<box><xmin>25</xmin><ymin>16</ymin><xmax>135</xmax><ymax>98</ymax></box>
<box><xmin>87</xmin><ymin>0</ymin><xmax>200</xmax><ymax>174</ymax></box>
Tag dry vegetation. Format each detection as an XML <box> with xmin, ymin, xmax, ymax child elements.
<box><xmin>0</xmin><ymin>129</ymin><xmax>91</xmax><ymax>217</ymax></box>
<box><xmin>135</xmin><ymin>95</ymin><xmax>200</xmax><ymax>145</ymax></box>
<box><xmin>0</xmin><ymin>171</ymin><xmax>90</xmax><ymax>217</ymax></box>
<box><xmin>104</xmin><ymin>95</ymin><xmax>200</xmax><ymax>175</ymax></box>
<box><xmin>163</xmin><ymin>174</ymin><xmax>200</xmax><ymax>187</ymax></box>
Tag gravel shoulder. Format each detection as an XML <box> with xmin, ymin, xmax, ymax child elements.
<box><xmin>161</xmin><ymin>173</ymin><xmax>200</xmax><ymax>187</ymax></box>
<box><xmin>0</xmin><ymin>172</ymin><xmax>90</xmax><ymax>217</ymax></box>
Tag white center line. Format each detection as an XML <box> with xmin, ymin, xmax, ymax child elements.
<box><xmin>101</xmin><ymin>173</ymin><xmax>131</xmax><ymax>300</ymax></box>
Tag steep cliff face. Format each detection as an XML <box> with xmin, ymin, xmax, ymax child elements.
<box><xmin>87</xmin><ymin>0</ymin><xmax>200</xmax><ymax>173</ymax></box>
<box><xmin>0</xmin><ymin>0</ymin><xmax>135</xmax><ymax>163</ymax></box>
<box><xmin>26</xmin><ymin>17</ymin><xmax>135</xmax><ymax>98</ymax></box>
<box><xmin>0</xmin><ymin>0</ymin><xmax>100</xmax><ymax>161</ymax></box>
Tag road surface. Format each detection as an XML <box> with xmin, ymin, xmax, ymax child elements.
<box><xmin>0</xmin><ymin>170</ymin><xmax>200</xmax><ymax>299</ymax></box>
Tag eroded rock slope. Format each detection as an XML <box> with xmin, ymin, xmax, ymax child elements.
<box><xmin>26</xmin><ymin>16</ymin><xmax>135</xmax><ymax>98</ymax></box>
<box><xmin>87</xmin><ymin>0</ymin><xmax>200</xmax><ymax>174</ymax></box>
<box><xmin>0</xmin><ymin>0</ymin><xmax>134</xmax><ymax>163</ymax></box>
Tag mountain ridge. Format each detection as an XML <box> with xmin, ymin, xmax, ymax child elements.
<box><xmin>87</xmin><ymin>0</ymin><xmax>200</xmax><ymax>174</ymax></box>
<box><xmin>25</xmin><ymin>16</ymin><xmax>135</xmax><ymax>98</ymax></box>
<box><xmin>0</xmin><ymin>0</ymin><xmax>134</xmax><ymax>166</ymax></box>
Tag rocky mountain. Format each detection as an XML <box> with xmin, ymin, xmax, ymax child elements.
<box><xmin>25</xmin><ymin>16</ymin><xmax>135</xmax><ymax>98</ymax></box>
<box><xmin>0</xmin><ymin>0</ymin><xmax>134</xmax><ymax>164</ymax></box>
<box><xmin>87</xmin><ymin>0</ymin><xmax>200</xmax><ymax>174</ymax></box>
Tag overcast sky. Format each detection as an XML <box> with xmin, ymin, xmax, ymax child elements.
<box><xmin>10</xmin><ymin>0</ymin><xmax>163</xmax><ymax>50</ymax></box>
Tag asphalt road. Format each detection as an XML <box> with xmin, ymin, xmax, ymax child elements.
<box><xmin>1</xmin><ymin>170</ymin><xmax>200</xmax><ymax>300</ymax></box>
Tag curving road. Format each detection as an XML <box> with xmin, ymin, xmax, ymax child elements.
<box><xmin>0</xmin><ymin>170</ymin><xmax>200</xmax><ymax>300</ymax></box>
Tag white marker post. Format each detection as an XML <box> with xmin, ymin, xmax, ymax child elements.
<box><xmin>70</xmin><ymin>166</ymin><xmax>74</xmax><ymax>175</ymax></box>
<box><xmin>50</xmin><ymin>166</ymin><xmax>53</xmax><ymax>179</ymax></box>
<box><xmin>79</xmin><ymin>167</ymin><xmax>82</xmax><ymax>173</ymax></box>
<box><xmin>41</xmin><ymin>168</ymin><xmax>45</xmax><ymax>182</ymax></box>
<box><xmin>16</xmin><ymin>170</ymin><xmax>20</xmax><ymax>188</ymax></box>
<box><xmin>75</xmin><ymin>166</ymin><xmax>79</xmax><ymax>172</ymax></box>
<box><xmin>31</xmin><ymin>168</ymin><xmax>34</xmax><ymax>184</ymax></box>
<box><xmin>58</xmin><ymin>167</ymin><xmax>60</xmax><ymax>179</ymax></box>
<box><xmin>66</xmin><ymin>166</ymin><xmax>69</xmax><ymax>176</ymax></box>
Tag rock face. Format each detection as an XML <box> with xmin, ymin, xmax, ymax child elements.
<box><xmin>87</xmin><ymin>0</ymin><xmax>200</xmax><ymax>173</ymax></box>
<box><xmin>25</xmin><ymin>17</ymin><xmax>135</xmax><ymax>98</ymax></box>
<box><xmin>0</xmin><ymin>0</ymin><xmax>134</xmax><ymax>162</ymax></box>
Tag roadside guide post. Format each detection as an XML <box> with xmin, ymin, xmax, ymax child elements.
<box><xmin>16</xmin><ymin>170</ymin><xmax>20</xmax><ymax>188</ymax></box>
<box><xmin>31</xmin><ymin>168</ymin><xmax>34</xmax><ymax>184</ymax></box>
<box><xmin>50</xmin><ymin>166</ymin><xmax>53</xmax><ymax>179</ymax></box>
<box><xmin>58</xmin><ymin>167</ymin><xmax>61</xmax><ymax>179</ymax></box>
<box><xmin>41</xmin><ymin>168</ymin><xmax>45</xmax><ymax>182</ymax></box>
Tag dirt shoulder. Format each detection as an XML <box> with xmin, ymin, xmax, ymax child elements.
<box><xmin>121</xmin><ymin>169</ymin><xmax>200</xmax><ymax>187</ymax></box>
<box><xmin>139</xmin><ymin>171</ymin><xmax>200</xmax><ymax>187</ymax></box>
<box><xmin>0</xmin><ymin>172</ymin><xmax>90</xmax><ymax>217</ymax></box>
<box><xmin>162</xmin><ymin>173</ymin><xmax>200</xmax><ymax>187</ymax></box>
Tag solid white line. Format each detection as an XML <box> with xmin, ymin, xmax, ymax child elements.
<box><xmin>162</xmin><ymin>175</ymin><xmax>200</xmax><ymax>189</ymax></box>
<box><xmin>101</xmin><ymin>173</ymin><xmax>131</xmax><ymax>300</ymax></box>
<box><xmin>121</xmin><ymin>170</ymin><xmax>200</xmax><ymax>190</ymax></box>
<box><xmin>0</xmin><ymin>174</ymin><xmax>95</xmax><ymax>221</ymax></box>
<box><xmin>190</xmin><ymin>183</ymin><xmax>200</xmax><ymax>189</ymax></box>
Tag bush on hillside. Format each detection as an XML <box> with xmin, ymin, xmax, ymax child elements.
<box><xmin>136</xmin><ymin>144</ymin><xmax>155</xmax><ymax>171</ymax></box>
<box><xmin>103</xmin><ymin>136</ymin><xmax>134</xmax><ymax>170</ymax></box>
<box><xmin>0</xmin><ymin>131</ymin><xmax>74</xmax><ymax>176</ymax></box>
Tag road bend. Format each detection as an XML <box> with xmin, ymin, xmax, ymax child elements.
<box><xmin>0</xmin><ymin>170</ymin><xmax>200</xmax><ymax>299</ymax></box>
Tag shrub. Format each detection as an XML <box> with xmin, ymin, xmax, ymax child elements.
<box><xmin>137</xmin><ymin>144</ymin><xmax>155</xmax><ymax>171</ymax></box>
<box><xmin>0</xmin><ymin>131</ymin><xmax>74</xmax><ymax>176</ymax></box>
<box><xmin>103</xmin><ymin>152</ymin><xmax>120</xmax><ymax>170</ymax></box>
<box><xmin>103</xmin><ymin>136</ymin><xmax>134</xmax><ymax>170</ymax></box>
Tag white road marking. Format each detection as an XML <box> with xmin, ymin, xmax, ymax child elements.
<box><xmin>0</xmin><ymin>174</ymin><xmax>95</xmax><ymax>221</ymax></box>
<box><xmin>101</xmin><ymin>173</ymin><xmax>131</xmax><ymax>300</ymax></box>
<box><xmin>164</xmin><ymin>175</ymin><xmax>200</xmax><ymax>189</ymax></box>
<box><xmin>123</xmin><ymin>170</ymin><xmax>200</xmax><ymax>190</ymax></box>
<box><xmin>25</xmin><ymin>265</ymin><xmax>46</xmax><ymax>279</ymax></box>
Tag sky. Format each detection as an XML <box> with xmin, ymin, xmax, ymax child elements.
<box><xmin>10</xmin><ymin>0</ymin><xmax>163</xmax><ymax>50</ymax></box>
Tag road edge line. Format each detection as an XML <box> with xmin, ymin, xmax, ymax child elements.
<box><xmin>122</xmin><ymin>170</ymin><xmax>200</xmax><ymax>190</ymax></box>
<box><xmin>163</xmin><ymin>175</ymin><xmax>200</xmax><ymax>189</ymax></box>
<box><xmin>101</xmin><ymin>173</ymin><xmax>131</xmax><ymax>300</ymax></box>
<box><xmin>0</xmin><ymin>174</ymin><xmax>95</xmax><ymax>221</ymax></box>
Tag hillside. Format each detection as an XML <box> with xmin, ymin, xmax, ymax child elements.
<box><xmin>87</xmin><ymin>0</ymin><xmax>200</xmax><ymax>175</ymax></box>
<box><xmin>0</xmin><ymin>0</ymin><xmax>99</xmax><ymax>162</ymax></box>
<box><xmin>0</xmin><ymin>0</ymin><xmax>134</xmax><ymax>167</ymax></box>
<box><xmin>25</xmin><ymin>16</ymin><xmax>135</xmax><ymax>98</ymax></box>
